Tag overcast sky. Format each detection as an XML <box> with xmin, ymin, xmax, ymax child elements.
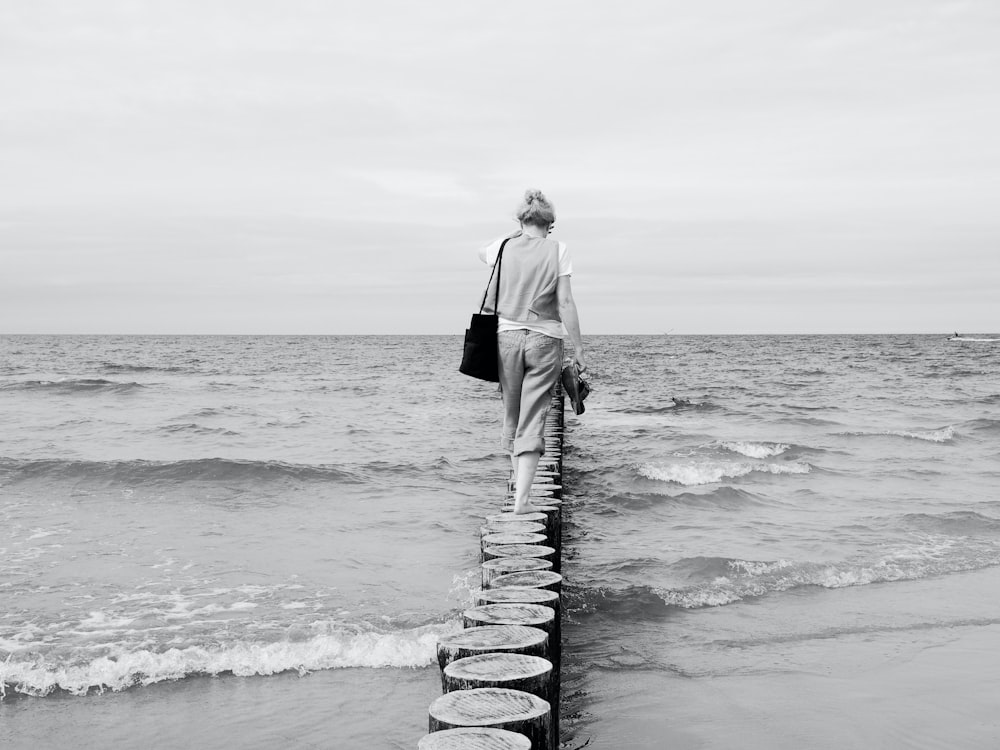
<box><xmin>2</xmin><ymin>0</ymin><xmax>998</xmax><ymax>334</ymax></box>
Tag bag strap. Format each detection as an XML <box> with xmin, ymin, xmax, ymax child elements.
<box><xmin>477</xmin><ymin>236</ymin><xmax>512</xmax><ymax>315</ymax></box>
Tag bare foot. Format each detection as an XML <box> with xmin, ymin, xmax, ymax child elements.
<box><xmin>512</xmin><ymin>502</ymin><xmax>544</xmax><ymax>516</ymax></box>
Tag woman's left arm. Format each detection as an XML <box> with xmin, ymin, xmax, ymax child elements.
<box><xmin>557</xmin><ymin>276</ymin><xmax>586</xmax><ymax>372</ymax></box>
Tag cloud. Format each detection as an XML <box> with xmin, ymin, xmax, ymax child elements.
<box><xmin>1</xmin><ymin>0</ymin><xmax>998</xmax><ymax>332</ymax></box>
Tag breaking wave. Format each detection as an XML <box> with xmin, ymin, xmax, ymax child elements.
<box><xmin>0</xmin><ymin>621</ymin><xmax>460</xmax><ymax>699</ymax></box>
<box><xmin>720</xmin><ymin>441</ymin><xmax>790</xmax><ymax>459</ymax></box>
<box><xmin>637</xmin><ymin>460</ymin><xmax>810</xmax><ymax>486</ymax></box>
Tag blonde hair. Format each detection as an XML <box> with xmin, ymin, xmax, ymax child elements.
<box><xmin>515</xmin><ymin>189</ymin><xmax>555</xmax><ymax>228</ymax></box>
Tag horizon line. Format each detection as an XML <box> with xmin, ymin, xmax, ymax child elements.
<box><xmin>1</xmin><ymin>331</ymin><xmax>986</xmax><ymax>338</ymax></box>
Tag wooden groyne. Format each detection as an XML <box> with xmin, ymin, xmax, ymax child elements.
<box><xmin>420</xmin><ymin>390</ymin><xmax>567</xmax><ymax>750</ymax></box>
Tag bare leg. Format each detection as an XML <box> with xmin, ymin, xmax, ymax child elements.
<box><xmin>512</xmin><ymin>451</ymin><xmax>543</xmax><ymax>515</ymax></box>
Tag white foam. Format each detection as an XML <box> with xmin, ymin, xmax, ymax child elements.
<box><xmin>889</xmin><ymin>426</ymin><xmax>956</xmax><ymax>443</ymax></box>
<box><xmin>26</xmin><ymin>528</ymin><xmax>64</xmax><ymax>541</ymax></box>
<box><xmin>726</xmin><ymin>559</ymin><xmax>793</xmax><ymax>576</ymax></box>
<box><xmin>638</xmin><ymin>460</ymin><xmax>810</xmax><ymax>486</ymax></box>
<box><xmin>0</xmin><ymin>620</ymin><xmax>463</xmax><ymax>698</ymax></box>
<box><xmin>448</xmin><ymin>568</ymin><xmax>481</xmax><ymax>607</ymax></box>
<box><xmin>721</xmin><ymin>442</ymin><xmax>790</xmax><ymax>459</ymax></box>
<box><xmin>655</xmin><ymin>539</ymin><xmax>1000</xmax><ymax>608</ymax></box>
<box><xmin>847</xmin><ymin>426</ymin><xmax>956</xmax><ymax>443</ymax></box>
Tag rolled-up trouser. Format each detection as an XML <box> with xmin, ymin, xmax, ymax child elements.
<box><xmin>497</xmin><ymin>330</ymin><xmax>563</xmax><ymax>456</ymax></box>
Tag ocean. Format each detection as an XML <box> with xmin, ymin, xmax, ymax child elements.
<box><xmin>2</xmin><ymin>334</ymin><xmax>999</xmax><ymax>748</ymax></box>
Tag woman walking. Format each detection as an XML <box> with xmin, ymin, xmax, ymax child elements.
<box><xmin>478</xmin><ymin>189</ymin><xmax>586</xmax><ymax>514</ymax></box>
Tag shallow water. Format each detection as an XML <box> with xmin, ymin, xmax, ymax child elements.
<box><xmin>2</xmin><ymin>334</ymin><xmax>999</xmax><ymax>747</ymax></box>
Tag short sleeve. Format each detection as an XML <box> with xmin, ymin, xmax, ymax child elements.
<box><xmin>478</xmin><ymin>238</ymin><xmax>504</xmax><ymax>266</ymax></box>
<box><xmin>557</xmin><ymin>241</ymin><xmax>573</xmax><ymax>276</ymax></box>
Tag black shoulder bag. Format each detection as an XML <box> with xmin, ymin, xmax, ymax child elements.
<box><xmin>459</xmin><ymin>237</ymin><xmax>511</xmax><ymax>382</ymax></box>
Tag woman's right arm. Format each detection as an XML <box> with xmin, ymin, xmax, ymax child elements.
<box><xmin>557</xmin><ymin>276</ymin><xmax>586</xmax><ymax>372</ymax></box>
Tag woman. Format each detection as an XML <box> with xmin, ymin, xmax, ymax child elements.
<box><xmin>478</xmin><ymin>189</ymin><xmax>586</xmax><ymax>514</ymax></box>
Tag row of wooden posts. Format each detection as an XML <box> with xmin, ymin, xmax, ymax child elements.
<box><xmin>418</xmin><ymin>390</ymin><xmax>568</xmax><ymax>750</ymax></box>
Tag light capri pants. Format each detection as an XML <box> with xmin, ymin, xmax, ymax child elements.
<box><xmin>497</xmin><ymin>330</ymin><xmax>564</xmax><ymax>456</ymax></box>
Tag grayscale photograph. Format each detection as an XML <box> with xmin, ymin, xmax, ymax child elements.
<box><xmin>2</xmin><ymin>1</ymin><xmax>999</xmax><ymax>748</ymax></box>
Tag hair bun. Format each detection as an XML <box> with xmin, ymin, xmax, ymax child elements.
<box><xmin>514</xmin><ymin>188</ymin><xmax>555</xmax><ymax>227</ymax></box>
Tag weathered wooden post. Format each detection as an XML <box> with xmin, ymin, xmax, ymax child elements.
<box><xmin>428</xmin><ymin>688</ymin><xmax>552</xmax><ymax>750</ymax></box>
<box><xmin>490</xmin><ymin>570</ymin><xmax>563</xmax><ymax>593</ymax></box>
<box><xmin>463</xmin><ymin>603</ymin><xmax>556</xmax><ymax>642</ymax></box>
<box><xmin>443</xmin><ymin>653</ymin><xmax>552</xmax><ymax>700</ymax></box>
<box><xmin>481</xmin><ymin>557</ymin><xmax>552</xmax><ymax>589</ymax></box>
<box><xmin>481</xmin><ymin>543</ymin><xmax>556</xmax><ymax>565</ymax></box>
<box><xmin>417</xmin><ymin>727</ymin><xmax>531</xmax><ymax>749</ymax></box>
<box><xmin>437</xmin><ymin>624</ymin><xmax>550</xmax><ymax>674</ymax></box>
<box><xmin>480</xmin><ymin>520</ymin><xmax>545</xmax><ymax>537</ymax></box>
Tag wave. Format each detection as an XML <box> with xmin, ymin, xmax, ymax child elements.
<box><xmin>0</xmin><ymin>621</ymin><xmax>460</xmax><ymax>699</ymax></box>
<box><xmin>661</xmin><ymin>539</ymin><xmax>1000</xmax><ymax>607</ymax></box>
<box><xmin>896</xmin><ymin>510</ymin><xmax>1000</xmax><ymax>535</ymax></box>
<box><xmin>964</xmin><ymin>418</ymin><xmax>1000</xmax><ymax>435</ymax></box>
<box><xmin>0</xmin><ymin>457</ymin><xmax>364</xmax><ymax>486</ymax></box>
<box><xmin>0</xmin><ymin>378</ymin><xmax>145</xmax><ymax>394</ymax></box>
<box><xmin>637</xmin><ymin>460</ymin><xmax>810</xmax><ymax>486</ymax></box>
<box><xmin>591</xmin><ymin>487</ymin><xmax>765</xmax><ymax>513</ymax></box>
<box><xmin>158</xmin><ymin>423</ymin><xmax>241</xmax><ymax>437</ymax></box>
<box><xmin>839</xmin><ymin>426</ymin><xmax>956</xmax><ymax>443</ymax></box>
<box><xmin>572</xmin><ymin>539</ymin><xmax>1000</xmax><ymax>612</ymax></box>
<box><xmin>565</xmin><ymin>583</ymin><xmax>674</xmax><ymax>620</ymax></box>
<box><xmin>101</xmin><ymin>362</ymin><xmax>184</xmax><ymax>374</ymax></box>
<box><xmin>775</xmin><ymin>416</ymin><xmax>842</xmax><ymax>427</ymax></box>
<box><xmin>720</xmin><ymin>441</ymin><xmax>790</xmax><ymax>459</ymax></box>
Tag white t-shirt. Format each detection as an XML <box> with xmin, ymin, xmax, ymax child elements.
<box><xmin>477</xmin><ymin>236</ymin><xmax>573</xmax><ymax>339</ymax></box>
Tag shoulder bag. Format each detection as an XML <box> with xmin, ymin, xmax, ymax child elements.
<box><xmin>459</xmin><ymin>237</ymin><xmax>511</xmax><ymax>382</ymax></box>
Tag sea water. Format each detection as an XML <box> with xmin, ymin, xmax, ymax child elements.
<box><xmin>1</xmin><ymin>334</ymin><xmax>999</xmax><ymax>748</ymax></box>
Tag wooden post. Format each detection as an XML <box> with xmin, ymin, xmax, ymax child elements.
<box><xmin>480</xmin><ymin>532</ymin><xmax>546</xmax><ymax>547</ymax></box>
<box><xmin>443</xmin><ymin>653</ymin><xmax>552</xmax><ymax>700</ymax></box>
<box><xmin>428</xmin><ymin>688</ymin><xmax>552</xmax><ymax>750</ymax></box>
<box><xmin>481</xmin><ymin>557</ymin><xmax>552</xmax><ymax>589</ymax></box>
<box><xmin>490</xmin><ymin>570</ymin><xmax>562</xmax><ymax>593</ymax></box>
<box><xmin>417</xmin><ymin>727</ymin><xmax>531</xmax><ymax>749</ymax></box>
<box><xmin>463</xmin><ymin>603</ymin><xmax>556</xmax><ymax>641</ymax></box>
<box><xmin>437</xmin><ymin>625</ymin><xmax>549</xmax><ymax>673</ymax></box>
<box><xmin>485</xmin><ymin>511</ymin><xmax>547</xmax><ymax>525</ymax></box>
<box><xmin>482</xmin><ymin>543</ymin><xmax>555</xmax><ymax>563</ymax></box>
<box><xmin>474</xmin><ymin>588</ymin><xmax>560</xmax><ymax>634</ymax></box>
<box><xmin>480</xmin><ymin>520</ymin><xmax>545</xmax><ymax>537</ymax></box>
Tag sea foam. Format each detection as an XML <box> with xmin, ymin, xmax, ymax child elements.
<box><xmin>721</xmin><ymin>441</ymin><xmax>790</xmax><ymax>459</ymax></box>
<box><xmin>638</xmin><ymin>460</ymin><xmax>810</xmax><ymax>486</ymax></box>
<box><xmin>0</xmin><ymin>621</ymin><xmax>461</xmax><ymax>699</ymax></box>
